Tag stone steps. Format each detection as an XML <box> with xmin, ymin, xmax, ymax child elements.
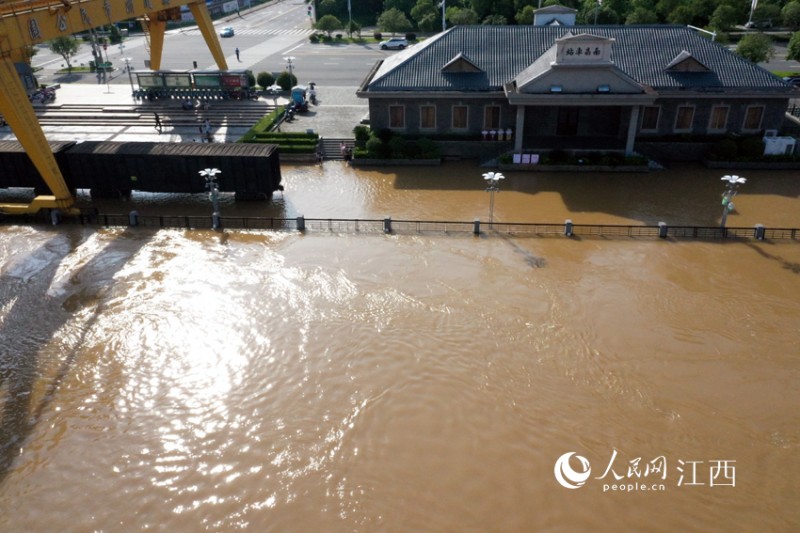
<box><xmin>320</xmin><ymin>137</ymin><xmax>355</xmax><ymax>160</ymax></box>
<box><xmin>32</xmin><ymin>101</ymin><xmax>273</xmax><ymax>128</ymax></box>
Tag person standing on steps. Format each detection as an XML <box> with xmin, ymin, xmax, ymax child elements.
<box><xmin>154</xmin><ymin>112</ymin><xmax>162</xmax><ymax>134</ymax></box>
<box><xmin>235</xmin><ymin>48</ymin><xmax>240</xmax><ymax>61</ymax></box>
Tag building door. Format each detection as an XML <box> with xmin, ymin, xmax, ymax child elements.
<box><xmin>556</xmin><ymin>107</ymin><xmax>579</xmax><ymax>136</ymax></box>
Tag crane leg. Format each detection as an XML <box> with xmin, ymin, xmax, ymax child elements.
<box><xmin>0</xmin><ymin>56</ymin><xmax>75</xmax><ymax>215</ymax></box>
<box><xmin>146</xmin><ymin>18</ymin><xmax>167</xmax><ymax>71</ymax></box>
<box><xmin>189</xmin><ymin>2</ymin><xmax>229</xmax><ymax>70</ymax></box>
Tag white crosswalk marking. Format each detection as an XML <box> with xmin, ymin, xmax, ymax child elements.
<box><xmin>183</xmin><ymin>28</ymin><xmax>316</xmax><ymax>36</ymax></box>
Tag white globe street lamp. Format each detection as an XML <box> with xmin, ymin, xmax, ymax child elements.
<box><xmin>483</xmin><ymin>171</ymin><xmax>505</xmax><ymax>227</ymax></box>
<box><xmin>720</xmin><ymin>174</ymin><xmax>746</xmax><ymax>228</ymax></box>
<box><xmin>199</xmin><ymin>167</ymin><xmax>222</xmax><ymax>229</ymax></box>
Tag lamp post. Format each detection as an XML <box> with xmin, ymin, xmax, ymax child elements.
<box><xmin>719</xmin><ymin>174</ymin><xmax>746</xmax><ymax>228</ymax></box>
<box><xmin>199</xmin><ymin>167</ymin><xmax>222</xmax><ymax>229</ymax></box>
<box><xmin>284</xmin><ymin>56</ymin><xmax>295</xmax><ymax>80</ymax></box>
<box><xmin>483</xmin><ymin>171</ymin><xmax>505</xmax><ymax>227</ymax></box>
<box><xmin>594</xmin><ymin>0</ymin><xmax>603</xmax><ymax>24</ymax></box>
<box><xmin>122</xmin><ymin>57</ymin><xmax>135</xmax><ymax>94</ymax></box>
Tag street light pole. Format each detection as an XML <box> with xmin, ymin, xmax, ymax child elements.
<box><xmin>284</xmin><ymin>56</ymin><xmax>295</xmax><ymax>80</ymax></box>
<box><xmin>199</xmin><ymin>167</ymin><xmax>222</xmax><ymax>230</ymax></box>
<box><xmin>719</xmin><ymin>174</ymin><xmax>746</xmax><ymax>228</ymax></box>
<box><xmin>122</xmin><ymin>57</ymin><xmax>135</xmax><ymax>94</ymax></box>
<box><xmin>594</xmin><ymin>0</ymin><xmax>603</xmax><ymax>24</ymax></box>
<box><xmin>483</xmin><ymin>171</ymin><xmax>505</xmax><ymax>227</ymax></box>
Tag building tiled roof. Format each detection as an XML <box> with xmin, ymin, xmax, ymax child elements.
<box><xmin>365</xmin><ymin>25</ymin><xmax>790</xmax><ymax>94</ymax></box>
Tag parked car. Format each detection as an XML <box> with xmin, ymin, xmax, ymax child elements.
<box><xmin>220</xmin><ymin>26</ymin><xmax>234</xmax><ymax>38</ymax></box>
<box><xmin>783</xmin><ymin>76</ymin><xmax>800</xmax><ymax>88</ymax></box>
<box><xmin>380</xmin><ymin>37</ymin><xmax>407</xmax><ymax>50</ymax></box>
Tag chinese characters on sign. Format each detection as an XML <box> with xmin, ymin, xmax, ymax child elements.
<box><xmin>554</xmin><ymin>450</ymin><xmax>736</xmax><ymax>492</ymax></box>
<box><xmin>565</xmin><ymin>47</ymin><xmax>602</xmax><ymax>57</ymax></box>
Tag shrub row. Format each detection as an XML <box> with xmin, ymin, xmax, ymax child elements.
<box><xmin>372</xmin><ymin>32</ymin><xmax>416</xmax><ymax>41</ymax></box>
<box><xmin>706</xmin><ymin>136</ymin><xmax>766</xmax><ymax>160</ymax></box>
<box><xmin>354</xmin><ymin>127</ymin><xmax>440</xmax><ymax>160</ymax></box>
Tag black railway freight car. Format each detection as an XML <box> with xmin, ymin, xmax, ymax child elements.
<box><xmin>62</xmin><ymin>141</ymin><xmax>282</xmax><ymax>200</ymax></box>
<box><xmin>0</xmin><ymin>141</ymin><xmax>74</xmax><ymax>194</ymax></box>
<box><xmin>0</xmin><ymin>141</ymin><xmax>282</xmax><ymax>201</ymax></box>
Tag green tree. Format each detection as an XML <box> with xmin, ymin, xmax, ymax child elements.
<box><xmin>736</xmin><ymin>33</ymin><xmax>774</xmax><ymax>63</ymax></box>
<box><xmin>418</xmin><ymin>13</ymin><xmax>440</xmax><ymax>32</ymax></box>
<box><xmin>378</xmin><ymin>7</ymin><xmax>413</xmax><ymax>35</ymax></box>
<box><xmin>109</xmin><ymin>25</ymin><xmax>123</xmax><ymax>44</ymax></box>
<box><xmin>257</xmin><ymin>71</ymin><xmax>275</xmax><ymax>89</ymax></box>
<box><xmin>709</xmin><ymin>5</ymin><xmax>738</xmax><ymax>32</ymax></box>
<box><xmin>411</xmin><ymin>0</ymin><xmax>439</xmax><ymax>29</ymax></box>
<box><xmin>666</xmin><ymin>5</ymin><xmax>695</xmax><ymax>25</ymax></box>
<box><xmin>385</xmin><ymin>0</ymin><xmax>415</xmax><ymax>13</ymax></box>
<box><xmin>753</xmin><ymin>4</ymin><xmax>782</xmax><ymax>27</ymax></box>
<box><xmin>787</xmin><ymin>31</ymin><xmax>800</xmax><ymax>61</ymax></box>
<box><xmin>48</xmin><ymin>36</ymin><xmax>80</xmax><ymax>74</ymax></box>
<box><xmin>782</xmin><ymin>2</ymin><xmax>800</xmax><ymax>30</ymax></box>
<box><xmin>347</xmin><ymin>19</ymin><xmax>362</xmax><ymax>38</ymax></box>
<box><xmin>626</xmin><ymin>7</ymin><xmax>658</xmax><ymax>24</ymax></box>
<box><xmin>315</xmin><ymin>14</ymin><xmax>343</xmax><ymax>37</ymax></box>
<box><xmin>483</xmin><ymin>14</ymin><xmax>508</xmax><ymax>24</ymax></box>
<box><xmin>276</xmin><ymin>71</ymin><xmax>297</xmax><ymax>91</ymax></box>
<box><xmin>447</xmin><ymin>7</ymin><xmax>479</xmax><ymax>25</ymax></box>
<box><xmin>515</xmin><ymin>5</ymin><xmax>535</xmax><ymax>24</ymax></box>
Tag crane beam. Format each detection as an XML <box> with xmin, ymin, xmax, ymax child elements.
<box><xmin>0</xmin><ymin>0</ymin><xmax>207</xmax><ymax>49</ymax></box>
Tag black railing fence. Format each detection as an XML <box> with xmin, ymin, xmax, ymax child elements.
<box><xmin>5</xmin><ymin>213</ymin><xmax>797</xmax><ymax>241</ymax></box>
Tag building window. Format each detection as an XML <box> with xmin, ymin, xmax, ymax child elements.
<box><xmin>389</xmin><ymin>105</ymin><xmax>405</xmax><ymax>129</ymax></box>
<box><xmin>484</xmin><ymin>105</ymin><xmax>500</xmax><ymax>130</ymax></box>
<box><xmin>708</xmin><ymin>105</ymin><xmax>729</xmax><ymax>132</ymax></box>
<box><xmin>420</xmin><ymin>105</ymin><xmax>436</xmax><ymax>129</ymax></box>
<box><xmin>452</xmin><ymin>105</ymin><xmax>468</xmax><ymax>129</ymax></box>
<box><xmin>743</xmin><ymin>105</ymin><xmax>764</xmax><ymax>131</ymax></box>
<box><xmin>641</xmin><ymin>106</ymin><xmax>660</xmax><ymax>131</ymax></box>
<box><xmin>674</xmin><ymin>105</ymin><xmax>694</xmax><ymax>132</ymax></box>
<box><xmin>556</xmin><ymin>107</ymin><xmax>579</xmax><ymax>136</ymax></box>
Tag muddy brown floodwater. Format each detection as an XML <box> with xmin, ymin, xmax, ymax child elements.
<box><xmin>0</xmin><ymin>162</ymin><xmax>798</xmax><ymax>531</ymax></box>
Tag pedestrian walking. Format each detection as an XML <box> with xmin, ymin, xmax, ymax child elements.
<box><xmin>235</xmin><ymin>47</ymin><xmax>240</xmax><ymax>61</ymax></box>
<box><xmin>154</xmin><ymin>112</ymin><xmax>162</xmax><ymax>134</ymax></box>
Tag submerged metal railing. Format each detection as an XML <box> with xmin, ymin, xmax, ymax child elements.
<box><xmin>5</xmin><ymin>213</ymin><xmax>797</xmax><ymax>241</ymax></box>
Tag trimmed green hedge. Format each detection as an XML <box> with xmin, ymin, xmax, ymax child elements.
<box><xmin>239</xmin><ymin>112</ymin><xmax>319</xmax><ymax>154</ymax></box>
<box><xmin>239</xmin><ymin>107</ymin><xmax>284</xmax><ymax>142</ymax></box>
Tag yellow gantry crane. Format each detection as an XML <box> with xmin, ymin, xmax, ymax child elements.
<box><xmin>0</xmin><ymin>0</ymin><xmax>229</xmax><ymax>214</ymax></box>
